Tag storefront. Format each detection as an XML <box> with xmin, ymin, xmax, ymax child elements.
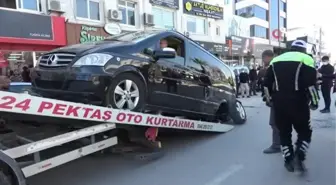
<box><xmin>0</xmin><ymin>8</ymin><xmax>66</xmax><ymax>78</ymax></box>
<box><xmin>196</xmin><ymin>41</ymin><xmax>227</xmax><ymax>56</ymax></box>
<box><xmin>66</xmin><ymin>23</ymin><xmax>124</xmax><ymax>45</ymax></box>
<box><xmin>226</xmin><ymin>35</ymin><xmax>253</xmax><ymax>66</ymax></box>
<box><xmin>150</xmin><ymin>0</ymin><xmax>179</xmax><ymax>29</ymax></box>
<box><xmin>252</xmin><ymin>44</ymin><xmax>274</xmax><ymax>66</ymax></box>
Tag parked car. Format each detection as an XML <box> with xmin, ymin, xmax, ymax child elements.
<box><xmin>8</xmin><ymin>82</ymin><xmax>31</xmax><ymax>94</ymax></box>
<box><xmin>31</xmin><ymin>30</ymin><xmax>246</xmax><ymax>128</ymax></box>
<box><xmin>231</xmin><ymin>66</ymin><xmax>249</xmax><ymax>74</ymax></box>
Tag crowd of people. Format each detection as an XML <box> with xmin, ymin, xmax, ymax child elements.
<box><xmin>233</xmin><ymin>61</ymin><xmax>272</xmax><ymax>98</ymax></box>
<box><xmin>7</xmin><ymin>66</ymin><xmax>32</xmax><ymax>83</ymax></box>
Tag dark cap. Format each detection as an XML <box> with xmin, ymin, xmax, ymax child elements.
<box><xmin>322</xmin><ymin>56</ymin><xmax>329</xmax><ymax>61</ymax></box>
<box><xmin>262</xmin><ymin>50</ymin><xmax>274</xmax><ymax>57</ymax></box>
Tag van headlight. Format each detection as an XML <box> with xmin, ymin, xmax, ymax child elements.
<box><xmin>73</xmin><ymin>53</ymin><xmax>113</xmax><ymax>67</ymax></box>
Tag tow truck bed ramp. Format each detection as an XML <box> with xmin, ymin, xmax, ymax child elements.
<box><xmin>0</xmin><ymin>91</ymin><xmax>234</xmax><ymax>185</ymax></box>
<box><xmin>0</xmin><ymin>91</ymin><xmax>234</xmax><ymax>132</ymax></box>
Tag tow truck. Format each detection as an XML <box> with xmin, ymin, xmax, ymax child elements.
<box><xmin>0</xmin><ymin>91</ymin><xmax>235</xmax><ymax>185</ymax></box>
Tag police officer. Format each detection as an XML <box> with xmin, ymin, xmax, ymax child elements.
<box><xmin>263</xmin><ymin>40</ymin><xmax>319</xmax><ymax>173</ymax></box>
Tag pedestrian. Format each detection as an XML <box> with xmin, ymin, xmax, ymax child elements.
<box><xmin>263</xmin><ymin>40</ymin><xmax>319</xmax><ymax>173</ymax></box>
<box><xmin>21</xmin><ymin>66</ymin><xmax>31</xmax><ymax>82</ymax></box>
<box><xmin>260</xmin><ymin>50</ymin><xmax>281</xmax><ymax>154</ymax></box>
<box><xmin>234</xmin><ymin>69</ymin><xmax>240</xmax><ymax>97</ymax></box>
<box><xmin>0</xmin><ymin>75</ymin><xmax>10</xmax><ymax>90</ymax></box>
<box><xmin>318</xmin><ymin>56</ymin><xmax>334</xmax><ymax>113</ymax></box>
<box><xmin>249</xmin><ymin>65</ymin><xmax>258</xmax><ymax>96</ymax></box>
<box><xmin>239</xmin><ymin>69</ymin><xmax>249</xmax><ymax>98</ymax></box>
<box><xmin>258</xmin><ymin>50</ymin><xmax>274</xmax><ymax>97</ymax></box>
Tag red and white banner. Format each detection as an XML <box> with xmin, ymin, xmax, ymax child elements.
<box><xmin>0</xmin><ymin>91</ymin><xmax>234</xmax><ymax>132</ymax></box>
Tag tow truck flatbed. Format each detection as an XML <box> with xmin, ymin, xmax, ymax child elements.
<box><xmin>0</xmin><ymin>91</ymin><xmax>234</xmax><ymax>185</ymax></box>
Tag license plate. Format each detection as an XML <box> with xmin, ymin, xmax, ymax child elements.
<box><xmin>40</xmin><ymin>73</ymin><xmax>53</xmax><ymax>81</ymax></box>
<box><xmin>76</xmin><ymin>74</ymin><xmax>90</xmax><ymax>81</ymax></box>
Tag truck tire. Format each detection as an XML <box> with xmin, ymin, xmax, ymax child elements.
<box><xmin>229</xmin><ymin>100</ymin><xmax>247</xmax><ymax>124</ymax></box>
<box><xmin>0</xmin><ymin>171</ymin><xmax>11</xmax><ymax>185</ymax></box>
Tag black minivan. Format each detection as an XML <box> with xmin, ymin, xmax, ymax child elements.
<box><xmin>31</xmin><ymin>30</ymin><xmax>246</xmax><ymax>125</ymax></box>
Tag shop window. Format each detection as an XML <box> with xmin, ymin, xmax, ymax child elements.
<box><xmin>17</xmin><ymin>0</ymin><xmax>42</xmax><ymax>11</ymax></box>
<box><xmin>76</xmin><ymin>0</ymin><xmax>100</xmax><ymax>21</ymax></box>
<box><xmin>0</xmin><ymin>0</ymin><xmax>41</xmax><ymax>11</ymax></box>
<box><xmin>186</xmin><ymin>17</ymin><xmax>207</xmax><ymax>35</ymax></box>
<box><xmin>152</xmin><ymin>7</ymin><xmax>174</xmax><ymax>29</ymax></box>
<box><xmin>0</xmin><ymin>0</ymin><xmax>17</xmax><ymax>9</ymax></box>
<box><xmin>118</xmin><ymin>0</ymin><xmax>136</xmax><ymax>26</ymax></box>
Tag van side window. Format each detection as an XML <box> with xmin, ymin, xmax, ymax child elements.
<box><xmin>161</xmin><ymin>36</ymin><xmax>185</xmax><ymax>66</ymax></box>
<box><xmin>187</xmin><ymin>44</ymin><xmax>210</xmax><ymax>73</ymax></box>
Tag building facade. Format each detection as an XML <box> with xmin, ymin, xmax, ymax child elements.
<box><xmin>286</xmin><ymin>26</ymin><xmax>325</xmax><ymax>62</ymax></box>
<box><xmin>0</xmin><ymin>1</ymin><xmax>67</xmax><ymax>75</ymax></box>
<box><xmin>0</xmin><ymin>0</ymin><xmax>255</xmax><ymax>76</ymax></box>
<box><xmin>234</xmin><ymin>0</ymin><xmax>287</xmax><ymax>53</ymax></box>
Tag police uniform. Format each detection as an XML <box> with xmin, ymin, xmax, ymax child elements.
<box><xmin>263</xmin><ymin>40</ymin><xmax>319</xmax><ymax>172</ymax></box>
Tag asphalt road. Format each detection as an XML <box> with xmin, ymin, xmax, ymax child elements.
<box><xmin>28</xmin><ymin>96</ymin><xmax>336</xmax><ymax>185</ymax></box>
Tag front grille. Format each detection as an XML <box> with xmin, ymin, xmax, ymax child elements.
<box><xmin>35</xmin><ymin>79</ymin><xmax>63</xmax><ymax>89</ymax></box>
<box><xmin>39</xmin><ymin>53</ymin><xmax>76</xmax><ymax>68</ymax></box>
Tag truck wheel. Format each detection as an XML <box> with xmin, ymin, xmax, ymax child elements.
<box><xmin>0</xmin><ymin>171</ymin><xmax>11</xmax><ymax>185</ymax></box>
<box><xmin>105</xmin><ymin>73</ymin><xmax>146</xmax><ymax>112</ymax></box>
<box><xmin>229</xmin><ymin>100</ymin><xmax>247</xmax><ymax>124</ymax></box>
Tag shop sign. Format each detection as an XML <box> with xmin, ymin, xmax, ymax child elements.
<box><xmin>0</xmin><ymin>9</ymin><xmax>53</xmax><ymax>40</ymax></box>
<box><xmin>183</xmin><ymin>0</ymin><xmax>223</xmax><ymax>19</ymax></box>
<box><xmin>253</xmin><ymin>44</ymin><xmax>273</xmax><ymax>58</ymax></box>
<box><xmin>80</xmin><ymin>26</ymin><xmax>107</xmax><ymax>43</ymax></box>
<box><xmin>228</xmin><ymin>35</ymin><xmax>252</xmax><ymax>56</ymax></box>
<box><xmin>104</xmin><ymin>23</ymin><xmax>122</xmax><ymax>35</ymax></box>
<box><xmin>150</xmin><ymin>0</ymin><xmax>179</xmax><ymax>9</ymax></box>
<box><xmin>196</xmin><ymin>41</ymin><xmax>226</xmax><ymax>55</ymax></box>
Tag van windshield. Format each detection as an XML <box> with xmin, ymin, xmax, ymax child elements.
<box><xmin>105</xmin><ymin>30</ymin><xmax>161</xmax><ymax>43</ymax></box>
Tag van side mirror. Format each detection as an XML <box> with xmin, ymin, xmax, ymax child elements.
<box><xmin>153</xmin><ymin>47</ymin><xmax>176</xmax><ymax>59</ymax></box>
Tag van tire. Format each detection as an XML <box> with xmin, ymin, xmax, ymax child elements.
<box><xmin>229</xmin><ymin>100</ymin><xmax>247</xmax><ymax>124</ymax></box>
<box><xmin>105</xmin><ymin>73</ymin><xmax>146</xmax><ymax>112</ymax></box>
<box><xmin>0</xmin><ymin>171</ymin><xmax>11</xmax><ymax>185</ymax></box>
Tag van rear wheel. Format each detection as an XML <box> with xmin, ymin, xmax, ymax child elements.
<box><xmin>229</xmin><ymin>100</ymin><xmax>247</xmax><ymax>124</ymax></box>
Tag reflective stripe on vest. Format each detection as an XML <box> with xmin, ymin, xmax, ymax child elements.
<box><xmin>270</xmin><ymin>52</ymin><xmax>315</xmax><ymax>91</ymax></box>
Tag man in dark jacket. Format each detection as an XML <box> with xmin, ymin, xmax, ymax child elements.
<box><xmin>258</xmin><ymin>50</ymin><xmax>274</xmax><ymax>97</ymax></box>
<box><xmin>318</xmin><ymin>56</ymin><xmax>334</xmax><ymax>113</ymax></box>
<box><xmin>249</xmin><ymin>65</ymin><xmax>258</xmax><ymax>96</ymax></box>
<box><xmin>239</xmin><ymin>69</ymin><xmax>250</xmax><ymax>98</ymax></box>
<box><xmin>261</xmin><ymin>50</ymin><xmax>281</xmax><ymax>154</ymax></box>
